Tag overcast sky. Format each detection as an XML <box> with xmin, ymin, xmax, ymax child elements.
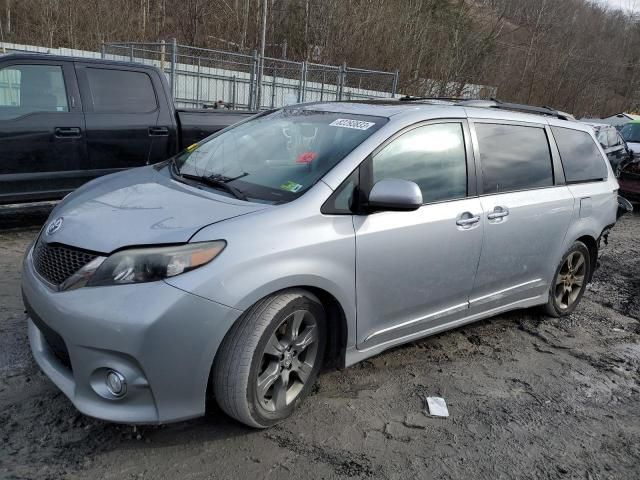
<box><xmin>599</xmin><ymin>0</ymin><xmax>639</xmax><ymax>12</ymax></box>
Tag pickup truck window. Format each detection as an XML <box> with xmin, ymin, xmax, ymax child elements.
<box><xmin>173</xmin><ymin>109</ymin><xmax>387</xmax><ymax>204</ymax></box>
<box><xmin>85</xmin><ymin>68</ymin><xmax>157</xmax><ymax>113</ymax></box>
<box><xmin>0</xmin><ymin>65</ymin><xmax>68</xmax><ymax>120</ymax></box>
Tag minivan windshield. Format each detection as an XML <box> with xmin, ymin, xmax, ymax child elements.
<box><xmin>173</xmin><ymin>109</ymin><xmax>387</xmax><ymax>204</ymax></box>
<box><xmin>620</xmin><ymin>123</ymin><xmax>640</xmax><ymax>143</ymax></box>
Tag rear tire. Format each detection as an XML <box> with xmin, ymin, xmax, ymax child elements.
<box><xmin>543</xmin><ymin>241</ymin><xmax>591</xmax><ymax>317</ymax></box>
<box><xmin>213</xmin><ymin>289</ymin><xmax>326</xmax><ymax>428</ymax></box>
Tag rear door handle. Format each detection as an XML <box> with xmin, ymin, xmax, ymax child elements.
<box><xmin>54</xmin><ymin>127</ymin><xmax>82</xmax><ymax>138</ymax></box>
<box><xmin>456</xmin><ymin>213</ymin><xmax>481</xmax><ymax>227</ymax></box>
<box><xmin>487</xmin><ymin>206</ymin><xmax>510</xmax><ymax>220</ymax></box>
<box><xmin>148</xmin><ymin>126</ymin><xmax>170</xmax><ymax>137</ymax></box>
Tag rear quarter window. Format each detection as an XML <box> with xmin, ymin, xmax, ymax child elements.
<box><xmin>551</xmin><ymin>127</ymin><xmax>607</xmax><ymax>183</ymax></box>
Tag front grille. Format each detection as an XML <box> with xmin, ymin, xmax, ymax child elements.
<box><xmin>32</xmin><ymin>240</ymin><xmax>98</xmax><ymax>287</ymax></box>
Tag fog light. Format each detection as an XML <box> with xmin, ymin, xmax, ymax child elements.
<box><xmin>106</xmin><ymin>370</ymin><xmax>127</xmax><ymax>397</ymax></box>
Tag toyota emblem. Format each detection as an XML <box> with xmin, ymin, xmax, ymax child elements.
<box><xmin>46</xmin><ymin>217</ymin><xmax>64</xmax><ymax>236</ymax></box>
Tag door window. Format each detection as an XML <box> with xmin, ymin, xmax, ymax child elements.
<box><xmin>475</xmin><ymin>123</ymin><xmax>554</xmax><ymax>194</ymax></box>
<box><xmin>607</xmin><ymin>128</ymin><xmax>621</xmax><ymax>147</ymax></box>
<box><xmin>371</xmin><ymin>123</ymin><xmax>467</xmax><ymax>204</ymax></box>
<box><xmin>551</xmin><ymin>126</ymin><xmax>608</xmax><ymax>183</ymax></box>
<box><xmin>0</xmin><ymin>65</ymin><xmax>68</xmax><ymax>120</ymax></box>
<box><xmin>596</xmin><ymin>128</ymin><xmax>609</xmax><ymax>148</ymax></box>
<box><xmin>85</xmin><ymin>68</ymin><xmax>157</xmax><ymax>113</ymax></box>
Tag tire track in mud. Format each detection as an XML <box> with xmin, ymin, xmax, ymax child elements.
<box><xmin>264</xmin><ymin>426</ymin><xmax>375</xmax><ymax>478</ymax></box>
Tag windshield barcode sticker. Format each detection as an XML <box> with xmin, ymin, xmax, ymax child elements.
<box><xmin>330</xmin><ymin>119</ymin><xmax>376</xmax><ymax>130</ymax></box>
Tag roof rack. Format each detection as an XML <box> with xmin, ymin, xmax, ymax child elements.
<box><xmin>398</xmin><ymin>95</ymin><xmax>571</xmax><ymax>120</ymax></box>
<box><xmin>398</xmin><ymin>95</ymin><xmax>462</xmax><ymax>102</ymax></box>
<box><xmin>458</xmin><ymin>98</ymin><xmax>570</xmax><ymax>120</ymax></box>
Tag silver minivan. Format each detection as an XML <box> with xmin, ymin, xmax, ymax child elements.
<box><xmin>22</xmin><ymin>99</ymin><xmax>622</xmax><ymax>428</ymax></box>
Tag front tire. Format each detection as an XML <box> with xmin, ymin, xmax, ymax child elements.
<box><xmin>544</xmin><ymin>241</ymin><xmax>591</xmax><ymax>317</ymax></box>
<box><xmin>213</xmin><ymin>290</ymin><xmax>326</xmax><ymax>428</ymax></box>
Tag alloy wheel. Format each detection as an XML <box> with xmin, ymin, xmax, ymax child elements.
<box><xmin>554</xmin><ymin>251</ymin><xmax>587</xmax><ymax>310</ymax></box>
<box><xmin>256</xmin><ymin>310</ymin><xmax>319</xmax><ymax>412</ymax></box>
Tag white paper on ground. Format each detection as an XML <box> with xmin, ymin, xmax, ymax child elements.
<box><xmin>426</xmin><ymin>397</ymin><xmax>449</xmax><ymax>417</ymax></box>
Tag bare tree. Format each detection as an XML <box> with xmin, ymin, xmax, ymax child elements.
<box><xmin>2</xmin><ymin>0</ymin><xmax>640</xmax><ymax>116</ymax></box>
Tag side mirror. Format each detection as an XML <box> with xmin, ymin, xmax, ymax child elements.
<box><xmin>617</xmin><ymin>195</ymin><xmax>633</xmax><ymax>220</ymax></box>
<box><xmin>367</xmin><ymin>179</ymin><xmax>422</xmax><ymax>212</ymax></box>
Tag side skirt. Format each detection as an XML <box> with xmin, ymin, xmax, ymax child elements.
<box><xmin>344</xmin><ymin>293</ymin><xmax>547</xmax><ymax>367</ymax></box>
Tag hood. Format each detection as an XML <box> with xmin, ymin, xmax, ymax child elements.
<box><xmin>43</xmin><ymin>166</ymin><xmax>268</xmax><ymax>253</ymax></box>
<box><xmin>625</xmin><ymin>141</ymin><xmax>640</xmax><ymax>154</ymax></box>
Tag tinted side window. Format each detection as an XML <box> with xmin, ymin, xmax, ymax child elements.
<box><xmin>85</xmin><ymin>68</ymin><xmax>157</xmax><ymax>113</ymax></box>
<box><xmin>551</xmin><ymin>127</ymin><xmax>607</xmax><ymax>183</ymax></box>
<box><xmin>475</xmin><ymin>123</ymin><xmax>553</xmax><ymax>194</ymax></box>
<box><xmin>0</xmin><ymin>65</ymin><xmax>68</xmax><ymax>120</ymax></box>
<box><xmin>371</xmin><ymin>123</ymin><xmax>467</xmax><ymax>204</ymax></box>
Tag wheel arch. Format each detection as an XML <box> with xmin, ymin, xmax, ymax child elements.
<box><xmin>575</xmin><ymin>234</ymin><xmax>598</xmax><ymax>282</ymax></box>
<box><xmin>212</xmin><ymin>282</ymin><xmax>351</xmax><ymax>379</ymax></box>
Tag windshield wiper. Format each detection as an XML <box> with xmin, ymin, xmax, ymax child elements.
<box><xmin>180</xmin><ymin>173</ymin><xmax>248</xmax><ymax>201</ymax></box>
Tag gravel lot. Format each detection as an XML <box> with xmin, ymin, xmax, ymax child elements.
<box><xmin>1</xmin><ymin>205</ymin><xmax>638</xmax><ymax>480</ymax></box>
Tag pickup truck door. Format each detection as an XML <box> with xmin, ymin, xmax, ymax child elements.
<box><xmin>75</xmin><ymin>63</ymin><xmax>169</xmax><ymax>174</ymax></box>
<box><xmin>0</xmin><ymin>59</ymin><xmax>86</xmax><ymax>203</ymax></box>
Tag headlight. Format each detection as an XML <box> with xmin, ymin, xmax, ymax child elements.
<box><xmin>85</xmin><ymin>241</ymin><xmax>226</xmax><ymax>287</ymax></box>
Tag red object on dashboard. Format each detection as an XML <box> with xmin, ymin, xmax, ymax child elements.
<box><xmin>296</xmin><ymin>151</ymin><xmax>317</xmax><ymax>164</ymax></box>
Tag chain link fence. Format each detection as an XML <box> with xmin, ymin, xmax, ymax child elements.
<box><xmin>102</xmin><ymin>39</ymin><xmax>399</xmax><ymax>110</ymax></box>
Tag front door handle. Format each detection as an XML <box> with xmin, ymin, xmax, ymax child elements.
<box><xmin>487</xmin><ymin>206</ymin><xmax>510</xmax><ymax>220</ymax></box>
<box><xmin>54</xmin><ymin>127</ymin><xmax>82</xmax><ymax>138</ymax></box>
<box><xmin>148</xmin><ymin>126</ymin><xmax>170</xmax><ymax>137</ymax></box>
<box><xmin>456</xmin><ymin>212</ymin><xmax>481</xmax><ymax>227</ymax></box>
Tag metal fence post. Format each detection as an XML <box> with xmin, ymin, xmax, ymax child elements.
<box><xmin>160</xmin><ymin>40</ymin><xmax>166</xmax><ymax>73</ymax></box>
<box><xmin>303</xmin><ymin>62</ymin><xmax>308</xmax><ymax>102</ymax></box>
<box><xmin>196</xmin><ymin>57</ymin><xmax>201</xmax><ymax>107</ymax></box>
<box><xmin>271</xmin><ymin>73</ymin><xmax>277</xmax><ymax>108</ymax></box>
<box><xmin>129</xmin><ymin>44</ymin><xmax>134</xmax><ymax>62</ymax></box>
<box><xmin>232</xmin><ymin>76</ymin><xmax>237</xmax><ymax>109</ymax></box>
<box><xmin>248</xmin><ymin>50</ymin><xmax>258</xmax><ymax>110</ymax></box>
<box><xmin>298</xmin><ymin>61</ymin><xmax>307</xmax><ymax>103</ymax></box>
<box><xmin>100</xmin><ymin>43</ymin><xmax>106</xmax><ymax>59</ymax></box>
<box><xmin>338</xmin><ymin>62</ymin><xmax>347</xmax><ymax>101</ymax></box>
<box><xmin>391</xmin><ymin>69</ymin><xmax>399</xmax><ymax>97</ymax></box>
<box><xmin>170</xmin><ymin>38</ymin><xmax>177</xmax><ymax>99</ymax></box>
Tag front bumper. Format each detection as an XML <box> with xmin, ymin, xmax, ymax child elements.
<box><xmin>22</xmin><ymin>249</ymin><xmax>243</xmax><ymax>424</ymax></box>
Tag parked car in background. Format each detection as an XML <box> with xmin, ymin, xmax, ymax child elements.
<box><xmin>0</xmin><ymin>53</ymin><xmax>254</xmax><ymax>204</ymax></box>
<box><xmin>23</xmin><ymin>99</ymin><xmax>624</xmax><ymax>428</ymax></box>
<box><xmin>584</xmin><ymin>122</ymin><xmax>633</xmax><ymax>174</ymax></box>
<box><xmin>617</xmin><ymin>121</ymin><xmax>640</xmax><ymax>201</ymax></box>
<box><xmin>620</xmin><ymin>120</ymin><xmax>640</xmax><ymax>157</ymax></box>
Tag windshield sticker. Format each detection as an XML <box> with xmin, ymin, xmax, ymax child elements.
<box><xmin>330</xmin><ymin>118</ymin><xmax>376</xmax><ymax>130</ymax></box>
<box><xmin>280</xmin><ymin>181</ymin><xmax>304</xmax><ymax>193</ymax></box>
<box><xmin>296</xmin><ymin>151</ymin><xmax>317</xmax><ymax>164</ymax></box>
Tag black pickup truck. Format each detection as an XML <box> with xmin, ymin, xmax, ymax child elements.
<box><xmin>0</xmin><ymin>53</ymin><xmax>255</xmax><ymax>204</ymax></box>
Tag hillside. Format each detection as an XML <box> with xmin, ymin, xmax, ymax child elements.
<box><xmin>1</xmin><ymin>0</ymin><xmax>638</xmax><ymax>116</ymax></box>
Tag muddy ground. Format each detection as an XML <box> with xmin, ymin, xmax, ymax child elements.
<box><xmin>0</xmin><ymin>205</ymin><xmax>638</xmax><ymax>480</ymax></box>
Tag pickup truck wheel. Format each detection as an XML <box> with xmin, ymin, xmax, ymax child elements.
<box><xmin>213</xmin><ymin>290</ymin><xmax>326</xmax><ymax>428</ymax></box>
<box><xmin>544</xmin><ymin>241</ymin><xmax>591</xmax><ymax>317</ymax></box>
